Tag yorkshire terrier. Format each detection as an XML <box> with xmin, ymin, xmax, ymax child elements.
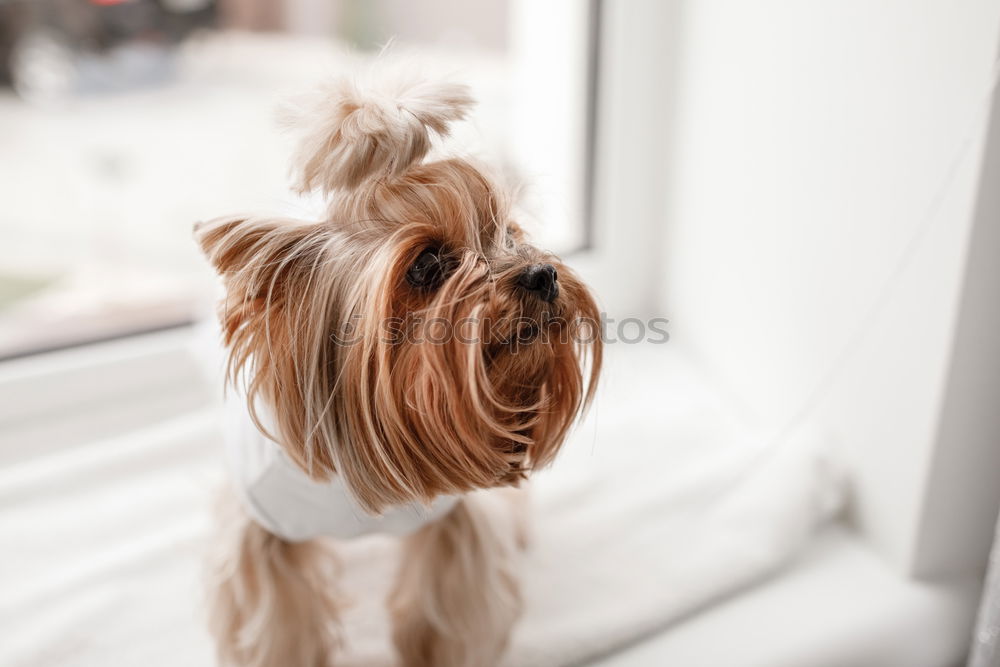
<box><xmin>195</xmin><ymin>72</ymin><xmax>602</xmax><ymax>667</ymax></box>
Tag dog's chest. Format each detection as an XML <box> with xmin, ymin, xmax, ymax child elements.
<box><xmin>223</xmin><ymin>395</ymin><xmax>457</xmax><ymax>541</ymax></box>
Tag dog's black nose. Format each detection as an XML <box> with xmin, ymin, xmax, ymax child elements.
<box><xmin>517</xmin><ymin>264</ymin><xmax>559</xmax><ymax>302</ymax></box>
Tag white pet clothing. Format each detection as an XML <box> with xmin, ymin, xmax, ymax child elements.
<box><xmin>224</xmin><ymin>393</ymin><xmax>458</xmax><ymax>542</ymax></box>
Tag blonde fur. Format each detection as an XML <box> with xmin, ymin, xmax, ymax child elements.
<box><xmin>207</xmin><ymin>492</ymin><xmax>341</xmax><ymax>667</ymax></box>
<box><xmin>283</xmin><ymin>74</ymin><xmax>474</xmax><ymax>193</ymax></box>
<box><xmin>389</xmin><ymin>489</ymin><xmax>528</xmax><ymax>667</ymax></box>
<box><xmin>198</xmin><ymin>72</ymin><xmax>601</xmax><ymax>666</ymax></box>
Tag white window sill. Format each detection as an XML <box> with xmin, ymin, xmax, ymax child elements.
<box><xmin>0</xmin><ymin>329</ymin><xmax>980</xmax><ymax>666</ymax></box>
<box><xmin>596</xmin><ymin>524</ymin><xmax>979</xmax><ymax>667</ymax></box>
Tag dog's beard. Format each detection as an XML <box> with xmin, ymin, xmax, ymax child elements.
<box><xmin>332</xmin><ymin>243</ymin><xmax>602</xmax><ymax>512</ymax></box>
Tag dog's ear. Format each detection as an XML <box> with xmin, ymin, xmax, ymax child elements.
<box><xmin>195</xmin><ymin>214</ymin><xmax>340</xmax><ymax>477</ymax></box>
<box><xmin>193</xmin><ymin>215</ymin><xmax>331</xmax><ymax>336</ymax></box>
<box><xmin>284</xmin><ymin>75</ymin><xmax>474</xmax><ymax>194</ymax></box>
<box><xmin>195</xmin><ymin>214</ymin><xmax>326</xmax><ymax>282</ymax></box>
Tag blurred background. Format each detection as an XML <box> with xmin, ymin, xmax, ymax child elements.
<box><xmin>0</xmin><ymin>0</ymin><xmax>590</xmax><ymax>358</ymax></box>
<box><xmin>2</xmin><ymin>1</ymin><xmax>1000</xmax><ymax>666</ymax></box>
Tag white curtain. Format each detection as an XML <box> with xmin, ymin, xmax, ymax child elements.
<box><xmin>971</xmin><ymin>511</ymin><xmax>1000</xmax><ymax>667</ymax></box>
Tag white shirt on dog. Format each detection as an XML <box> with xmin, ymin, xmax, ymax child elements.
<box><xmin>224</xmin><ymin>392</ymin><xmax>459</xmax><ymax>542</ymax></box>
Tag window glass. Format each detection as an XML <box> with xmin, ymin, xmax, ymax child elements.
<box><xmin>0</xmin><ymin>0</ymin><xmax>590</xmax><ymax>358</ymax></box>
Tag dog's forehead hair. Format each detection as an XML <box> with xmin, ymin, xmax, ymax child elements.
<box><xmin>360</xmin><ymin>159</ymin><xmax>511</xmax><ymax>252</ymax></box>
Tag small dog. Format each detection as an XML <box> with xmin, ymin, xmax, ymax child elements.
<box><xmin>195</xmin><ymin>72</ymin><xmax>602</xmax><ymax>667</ymax></box>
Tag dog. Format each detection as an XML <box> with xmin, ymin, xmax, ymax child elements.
<box><xmin>195</xmin><ymin>71</ymin><xmax>602</xmax><ymax>667</ymax></box>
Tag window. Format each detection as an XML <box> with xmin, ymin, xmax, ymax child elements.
<box><xmin>0</xmin><ymin>0</ymin><xmax>597</xmax><ymax>358</ymax></box>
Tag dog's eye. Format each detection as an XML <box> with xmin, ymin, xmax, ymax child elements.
<box><xmin>407</xmin><ymin>247</ymin><xmax>444</xmax><ymax>288</ymax></box>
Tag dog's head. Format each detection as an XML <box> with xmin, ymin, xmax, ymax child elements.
<box><xmin>196</xmin><ymin>74</ymin><xmax>602</xmax><ymax>513</ymax></box>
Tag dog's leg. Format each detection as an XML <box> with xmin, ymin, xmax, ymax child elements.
<box><xmin>388</xmin><ymin>488</ymin><xmax>528</xmax><ymax>667</ymax></box>
<box><xmin>207</xmin><ymin>492</ymin><xmax>342</xmax><ymax>667</ymax></box>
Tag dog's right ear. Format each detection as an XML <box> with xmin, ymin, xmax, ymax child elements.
<box><xmin>193</xmin><ymin>214</ymin><xmax>331</xmax><ymax>340</ymax></box>
<box><xmin>284</xmin><ymin>75</ymin><xmax>474</xmax><ymax>194</ymax></box>
<box><xmin>194</xmin><ymin>215</ymin><xmax>340</xmax><ymax>478</ymax></box>
<box><xmin>194</xmin><ymin>215</ymin><xmax>326</xmax><ymax>284</ymax></box>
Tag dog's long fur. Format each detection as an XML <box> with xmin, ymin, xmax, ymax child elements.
<box><xmin>198</xmin><ymin>73</ymin><xmax>601</xmax><ymax>666</ymax></box>
<box><xmin>208</xmin><ymin>493</ymin><xmax>342</xmax><ymax>667</ymax></box>
<box><xmin>389</xmin><ymin>489</ymin><xmax>529</xmax><ymax>667</ymax></box>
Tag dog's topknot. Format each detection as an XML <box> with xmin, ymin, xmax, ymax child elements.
<box><xmin>285</xmin><ymin>74</ymin><xmax>474</xmax><ymax>194</ymax></box>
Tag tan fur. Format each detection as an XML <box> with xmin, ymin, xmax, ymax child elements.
<box><xmin>283</xmin><ymin>74</ymin><xmax>475</xmax><ymax>193</ymax></box>
<box><xmin>207</xmin><ymin>492</ymin><xmax>341</xmax><ymax>667</ymax></box>
<box><xmin>198</xmin><ymin>72</ymin><xmax>601</xmax><ymax>666</ymax></box>
<box><xmin>389</xmin><ymin>489</ymin><xmax>528</xmax><ymax>667</ymax></box>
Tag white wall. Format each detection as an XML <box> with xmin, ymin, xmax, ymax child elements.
<box><xmin>657</xmin><ymin>0</ymin><xmax>1000</xmax><ymax>575</ymax></box>
<box><xmin>581</xmin><ymin>0</ymin><xmax>681</xmax><ymax>316</ymax></box>
<box><xmin>914</xmin><ymin>85</ymin><xmax>1000</xmax><ymax>578</ymax></box>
